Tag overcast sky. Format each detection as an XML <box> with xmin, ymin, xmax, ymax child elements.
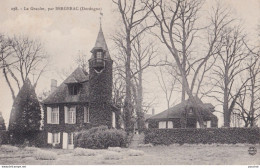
<box><xmin>0</xmin><ymin>0</ymin><xmax>259</xmax><ymax>127</ymax></box>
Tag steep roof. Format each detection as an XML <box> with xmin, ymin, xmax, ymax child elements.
<box><xmin>91</xmin><ymin>26</ymin><xmax>111</xmax><ymax>59</ymax></box>
<box><xmin>43</xmin><ymin>67</ymin><xmax>89</xmax><ymax>104</ymax></box>
<box><xmin>147</xmin><ymin>98</ymin><xmax>217</xmax><ymax>121</ymax></box>
<box><xmin>64</xmin><ymin>67</ymin><xmax>89</xmax><ymax>84</ymax></box>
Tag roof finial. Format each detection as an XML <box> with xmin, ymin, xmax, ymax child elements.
<box><xmin>99</xmin><ymin>9</ymin><xmax>103</xmax><ymax>30</ymax></box>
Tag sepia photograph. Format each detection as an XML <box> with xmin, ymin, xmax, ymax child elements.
<box><xmin>0</xmin><ymin>0</ymin><xmax>259</xmax><ymax>166</ymax></box>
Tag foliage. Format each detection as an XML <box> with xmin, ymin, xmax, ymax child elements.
<box><xmin>0</xmin><ymin>145</ymin><xmax>19</xmax><ymax>152</ymax></box>
<box><xmin>108</xmin><ymin>147</ymin><xmax>123</xmax><ymax>152</ymax></box>
<box><xmin>0</xmin><ymin>131</ymin><xmax>8</xmax><ymax>145</ymax></box>
<box><xmin>8</xmin><ymin>79</ymin><xmax>42</xmax><ymax>145</ymax></box>
<box><xmin>73</xmin><ymin>148</ymin><xmax>96</xmax><ymax>156</ymax></box>
<box><xmin>144</xmin><ymin>128</ymin><xmax>260</xmax><ymax>145</ymax></box>
<box><xmin>34</xmin><ymin>150</ymin><xmax>57</xmax><ymax>160</ymax></box>
<box><xmin>74</xmin><ymin>126</ymin><xmax>127</xmax><ymax>149</ymax></box>
<box><xmin>103</xmin><ymin>151</ymin><xmax>123</xmax><ymax>160</ymax></box>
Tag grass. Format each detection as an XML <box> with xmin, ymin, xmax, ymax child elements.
<box><xmin>0</xmin><ymin>144</ymin><xmax>259</xmax><ymax>165</ymax></box>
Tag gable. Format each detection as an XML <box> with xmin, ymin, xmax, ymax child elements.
<box><xmin>43</xmin><ymin>67</ymin><xmax>89</xmax><ymax>104</ymax></box>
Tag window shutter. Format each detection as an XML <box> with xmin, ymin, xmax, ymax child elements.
<box><xmin>64</xmin><ymin>106</ymin><xmax>68</xmax><ymax>124</ymax></box>
<box><xmin>62</xmin><ymin>132</ymin><xmax>68</xmax><ymax>149</ymax></box>
<box><xmin>73</xmin><ymin>107</ymin><xmax>76</xmax><ymax>124</ymax></box>
<box><xmin>196</xmin><ymin>121</ymin><xmax>200</xmax><ymax>128</ymax></box>
<box><xmin>58</xmin><ymin>132</ymin><xmax>60</xmax><ymax>143</ymax></box>
<box><xmin>47</xmin><ymin>107</ymin><xmax>52</xmax><ymax>124</ymax></box>
<box><xmin>47</xmin><ymin>132</ymin><xmax>52</xmax><ymax>144</ymax></box>
<box><xmin>112</xmin><ymin>112</ymin><xmax>116</xmax><ymax>128</ymax></box>
<box><xmin>57</xmin><ymin>107</ymin><xmax>59</xmax><ymax>124</ymax></box>
<box><xmin>84</xmin><ymin>107</ymin><xmax>86</xmax><ymax>123</ymax></box>
<box><xmin>84</xmin><ymin>107</ymin><xmax>89</xmax><ymax>123</ymax></box>
<box><xmin>168</xmin><ymin>121</ymin><xmax>173</xmax><ymax>128</ymax></box>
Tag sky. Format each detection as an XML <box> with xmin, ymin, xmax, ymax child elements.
<box><xmin>0</xmin><ymin>0</ymin><xmax>259</xmax><ymax>127</ymax></box>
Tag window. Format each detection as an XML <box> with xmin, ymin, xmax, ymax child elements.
<box><xmin>197</xmin><ymin>121</ymin><xmax>211</xmax><ymax>128</ymax></box>
<box><xmin>96</xmin><ymin>51</ymin><xmax>103</xmax><ymax>62</ymax></box>
<box><xmin>68</xmin><ymin>133</ymin><xmax>74</xmax><ymax>145</ymax></box>
<box><xmin>65</xmin><ymin>106</ymin><xmax>76</xmax><ymax>124</ymax></box>
<box><xmin>47</xmin><ymin>132</ymin><xmax>60</xmax><ymax>144</ymax></box>
<box><xmin>84</xmin><ymin>107</ymin><xmax>89</xmax><ymax>123</ymax></box>
<box><xmin>159</xmin><ymin>121</ymin><xmax>166</xmax><ymax>129</ymax></box>
<box><xmin>47</xmin><ymin>107</ymin><xmax>59</xmax><ymax>124</ymax></box>
<box><xmin>68</xmin><ymin>84</ymin><xmax>79</xmax><ymax>95</ymax></box>
<box><xmin>159</xmin><ymin>121</ymin><xmax>173</xmax><ymax>129</ymax></box>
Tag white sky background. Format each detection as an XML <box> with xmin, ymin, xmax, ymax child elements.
<box><xmin>0</xmin><ymin>0</ymin><xmax>259</xmax><ymax>127</ymax></box>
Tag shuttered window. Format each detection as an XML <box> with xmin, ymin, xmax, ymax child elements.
<box><xmin>47</xmin><ymin>107</ymin><xmax>59</xmax><ymax>124</ymax></box>
<box><xmin>65</xmin><ymin>106</ymin><xmax>76</xmax><ymax>124</ymax></box>
<box><xmin>47</xmin><ymin>132</ymin><xmax>60</xmax><ymax>144</ymax></box>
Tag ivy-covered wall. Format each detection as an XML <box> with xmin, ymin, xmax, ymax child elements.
<box><xmin>144</xmin><ymin>127</ymin><xmax>260</xmax><ymax>145</ymax></box>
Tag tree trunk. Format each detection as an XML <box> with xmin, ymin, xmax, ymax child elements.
<box><xmin>3</xmin><ymin>67</ymin><xmax>15</xmax><ymax>101</ymax></box>
<box><xmin>136</xmin><ymin>72</ymin><xmax>145</xmax><ymax>133</ymax></box>
<box><xmin>124</xmin><ymin>33</ymin><xmax>133</xmax><ymax>134</ymax></box>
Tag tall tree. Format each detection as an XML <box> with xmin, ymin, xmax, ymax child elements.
<box><xmin>146</xmin><ymin>0</ymin><xmax>231</xmax><ymax>127</ymax></box>
<box><xmin>157</xmin><ymin>66</ymin><xmax>178</xmax><ymax>128</ymax></box>
<box><xmin>8</xmin><ymin>79</ymin><xmax>42</xmax><ymax>144</ymax></box>
<box><xmin>0</xmin><ymin>34</ymin><xmax>16</xmax><ymax>100</ymax></box>
<box><xmin>235</xmin><ymin>53</ymin><xmax>260</xmax><ymax>127</ymax></box>
<box><xmin>2</xmin><ymin>35</ymin><xmax>48</xmax><ymax>101</ymax></box>
<box><xmin>209</xmin><ymin>26</ymin><xmax>249</xmax><ymax>127</ymax></box>
<box><xmin>112</xmin><ymin>0</ymin><xmax>156</xmax><ymax>133</ymax></box>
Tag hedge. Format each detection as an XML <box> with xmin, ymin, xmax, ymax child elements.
<box><xmin>0</xmin><ymin>131</ymin><xmax>8</xmax><ymax>145</ymax></box>
<box><xmin>144</xmin><ymin>127</ymin><xmax>260</xmax><ymax>145</ymax></box>
<box><xmin>74</xmin><ymin>125</ymin><xmax>127</xmax><ymax>149</ymax></box>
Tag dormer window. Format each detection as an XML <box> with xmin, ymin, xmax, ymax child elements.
<box><xmin>96</xmin><ymin>51</ymin><xmax>103</xmax><ymax>63</ymax></box>
<box><xmin>68</xmin><ymin>84</ymin><xmax>80</xmax><ymax>95</ymax></box>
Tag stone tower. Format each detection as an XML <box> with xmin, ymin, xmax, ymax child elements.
<box><xmin>88</xmin><ymin>25</ymin><xmax>113</xmax><ymax>127</ymax></box>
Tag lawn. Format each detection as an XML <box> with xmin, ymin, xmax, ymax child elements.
<box><xmin>0</xmin><ymin>144</ymin><xmax>259</xmax><ymax>165</ymax></box>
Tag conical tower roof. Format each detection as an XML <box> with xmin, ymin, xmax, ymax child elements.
<box><xmin>91</xmin><ymin>26</ymin><xmax>111</xmax><ymax>59</ymax></box>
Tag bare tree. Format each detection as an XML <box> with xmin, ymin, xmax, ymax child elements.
<box><xmin>208</xmin><ymin>25</ymin><xmax>250</xmax><ymax>127</ymax></box>
<box><xmin>235</xmin><ymin>53</ymin><xmax>260</xmax><ymax>127</ymax></box>
<box><xmin>146</xmin><ymin>0</ymin><xmax>232</xmax><ymax>127</ymax></box>
<box><xmin>0</xmin><ymin>34</ymin><xmax>16</xmax><ymax>100</ymax></box>
<box><xmin>130</xmin><ymin>34</ymin><xmax>157</xmax><ymax>132</ymax></box>
<box><xmin>156</xmin><ymin>66</ymin><xmax>177</xmax><ymax>128</ymax></box>
<box><xmin>112</xmin><ymin>0</ymin><xmax>156</xmax><ymax>133</ymax></box>
<box><xmin>74</xmin><ymin>50</ymin><xmax>89</xmax><ymax>71</ymax></box>
<box><xmin>2</xmin><ymin>35</ymin><xmax>49</xmax><ymax>100</ymax></box>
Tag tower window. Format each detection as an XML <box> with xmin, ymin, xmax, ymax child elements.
<box><xmin>68</xmin><ymin>84</ymin><xmax>80</xmax><ymax>95</ymax></box>
<box><xmin>96</xmin><ymin>51</ymin><xmax>103</xmax><ymax>62</ymax></box>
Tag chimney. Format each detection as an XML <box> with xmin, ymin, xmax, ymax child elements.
<box><xmin>51</xmin><ymin>79</ymin><xmax>57</xmax><ymax>93</ymax></box>
<box><xmin>152</xmin><ymin>108</ymin><xmax>155</xmax><ymax>115</ymax></box>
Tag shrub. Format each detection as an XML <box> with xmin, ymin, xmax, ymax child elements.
<box><xmin>127</xmin><ymin>149</ymin><xmax>145</xmax><ymax>156</ymax></box>
<box><xmin>0</xmin><ymin>131</ymin><xmax>8</xmax><ymax>145</ymax></box>
<box><xmin>144</xmin><ymin>127</ymin><xmax>260</xmax><ymax>145</ymax></box>
<box><xmin>108</xmin><ymin>147</ymin><xmax>123</xmax><ymax>152</ymax></box>
<box><xmin>138</xmin><ymin>143</ymin><xmax>153</xmax><ymax>148</ymax></box>
<box><xmin>24</xmin><ymin>147</ymin><xmax>39</xmax><ymax>152</ymax></box>
<box><xmin>73</xmin><ymin>148</ymin><xmax>96</xmax><ymax>156</ymax></box>
<box><xmin>74</xmin><ymin>126</ymin><xmax>127</xmax><ymax>149</ymax></box>
<box><xmin>34</xmin><ymin>150</ymin><xmax>57</xmax><ymax>160</ymax></box>
<box><xmin>0</xmin><ymin>145</ymin><xmax>19</xmax><ymax>152</ymax></box>
<box><xmin>103</xmin><ymin>151</ymin><xmax>123</xmax><ymax>160</ymax></box>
